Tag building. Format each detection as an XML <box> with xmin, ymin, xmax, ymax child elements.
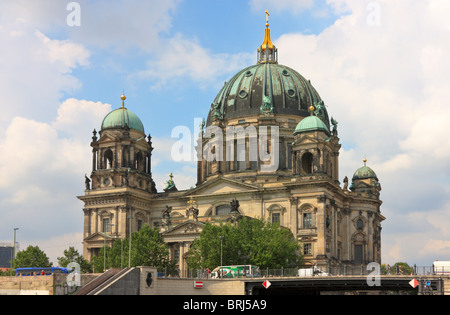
<box><xmin>0</xmin><ymin>243</ymin><xmax>19</xmax><ymax>269</ymax></box>
<box><xmin>78</xmin><ymin>14</ymin><xmax>385</xmax><ymax>274</ymax></box>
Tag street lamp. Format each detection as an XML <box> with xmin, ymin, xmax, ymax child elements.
<box><xmin>12</xmin><ymin>228</ymin><xmax>19</xmax><ymax>268</ymax></box>
<box><xmin>219</xmin><ymin>235</ymin><xmax>224</xmax><ymax>267</ymax></box>
<box><xmin>127</xmin><ymin>213</ymin><xmax>135</xmax><ymax>268</ymax></box>
<box><xmin>103</xmin><ymin>223</ymin><xmax>114</xmax><ymax>272</ymax></box>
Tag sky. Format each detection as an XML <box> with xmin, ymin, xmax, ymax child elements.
<box><xmin>0</xmin><ymin>0</ymin><xmax>449</xmax><ymax>267</ymax></box>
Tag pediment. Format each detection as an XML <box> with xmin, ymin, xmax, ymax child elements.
<box><xmin>98</xmin><ymin>132</ymin><xmax>118</xmax><ymax>142</ymax></box>
<box><xmin>293</xmin><ymin>134</ymin><xmax>328</xmax><ymax>146</ymax></box>
<box><xmin>162</xmin><ymin>220</ymin><xmax>205</xmax><ymax>237</ymax></box>
<box><xmin>84</xmin><ymin>232</ymin><xmax>112</xmax><ymax>242</ymax></box>
<box><xmin>352</xmin><ymin>181</ymin><xmax>372</xmax><ymax>189</ymax></box>
<box><xmin>185</xmin><ymin>176</ymin><xmax>261</xmax><ymax>197</ymax></box>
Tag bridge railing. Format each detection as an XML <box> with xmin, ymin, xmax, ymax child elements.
<box><xmin>156</xmin><ymin>265</ymin><xmax>438</xmax><ymax>279</ymax></box>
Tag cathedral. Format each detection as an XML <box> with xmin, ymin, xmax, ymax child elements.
<box><xmin>78</xmin><ymin>14</ymin><xmax>385</xmax><ymax>274</ymax></box>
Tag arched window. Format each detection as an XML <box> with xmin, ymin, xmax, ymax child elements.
<box><xmin>104</xmin><ymin>149</ymin><xmax>114</xmax><ymax>169</ymax></box>
<box><xmin>303</xmin><ymin>213</ymin><xmax>313</xmax><ymax>228</ymax></box>
<box><xmin>302</xmin><ymin>152</ymin><xmax>313</xmax><ymax>174</ymax></box>
<box><xmin>216</xmin><ymin>204</ymin><xmax>231</xmax><ymax>216</ymax></box>
<box><xmin>135</xmin><ymin>152</ymin><xmax>143</xmax><ymax>171</ymax></box>
<box><xmin>357</xmin><ymin>219</ymin><xmax>364</xmax><ymax>230</ymax></box>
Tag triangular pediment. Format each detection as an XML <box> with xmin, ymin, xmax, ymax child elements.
<box><xmin>98</xmin><ymin>132</ymin><xmax>118</xmax><ymax>142</ymax></box>
<box><xmin>293</xmin><ymin>134</ymin><xmax>326</xmax><ymax>146</ymax></box>
<box><xmin>162</xmin><ymin>220</ymin><xmax>205</xmax><ymax>237</ymax></box>
<box><xmin>185</xmin><ymin>176</ymin><xmax>261</xmax><ymax>196</ymax></box>
<box><xmin>84</xmin><ymin>232</ymin><xmax>112</xmax><ymax>242</ymax></box>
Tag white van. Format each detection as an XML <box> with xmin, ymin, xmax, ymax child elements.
<box><xmin>298</xmin><ymin>266</ymin><xmax>329</xmax><ymax>277</ymax></box>
<box><xmin>433</xmin><ymin>261</ymin><xmax>450</xmax><ymax>275</ymax></box>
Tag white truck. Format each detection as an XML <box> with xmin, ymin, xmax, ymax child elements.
<box><xmin>433</xmin><ymin>261</ymin><xmax>450</xmax><ymax>275</ymax></box>
<box><xmin>298</xmin><ymin>266</ymin><xmax>329</xmax><ymax>277</ymax></box>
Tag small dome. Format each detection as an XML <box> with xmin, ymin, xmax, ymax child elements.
<box><xmin>294</xmin><ymin>115</ymin><xmax>330</xmax><ymax>136</ymax></box>
<box><xmin>352</xmin><ymin>166</ymin><xmax>378</xmax><ymax>181</ymax></box>
<box><xmin>101</xmin><ymin>107</ymin><xmax>145</xmax><ymax>134</ymax></box>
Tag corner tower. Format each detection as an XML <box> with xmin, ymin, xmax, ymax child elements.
<box><xmin>78</xmin><ymin>93</ymin><xmax>156</xmax><ymax>262</ymax></box>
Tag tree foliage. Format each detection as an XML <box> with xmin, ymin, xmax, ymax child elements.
<box><xmin>91</xmin><ymin>225</ymin><xmax>175</xmax><ymax>273</ymax></box>
<box><xmin>12</xmin><ymin>245</ymin><xmax>52</xmax><ymax>269</ymax></box>
<box><xmin>186</xmin><ymin>218</ymin><xmax>302</xmax><ymax>270</ymax></box>
<box><xmin>57</xmin><ymin>247</ymin><xmax>92</xmax><ymax>273</ymax></box>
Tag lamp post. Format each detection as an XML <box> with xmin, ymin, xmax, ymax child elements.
<box><xmin>12</xmin><ymin>228</ymin><xmax>19</xmax><ymax>269</ymax></box>
<box><xmin>219</xmin><ymin>235</ymin><xmax>224</xmax><ymax>267</ymax></box>
<box><xmin>127</xmin><ymin>213</ymin><xmax>135</xmax><ymax>268</ymax></box>
<box><xmin>103</xmin><ymin>223</ymin><xmax>114</xmax><ymax>272</ymax></box>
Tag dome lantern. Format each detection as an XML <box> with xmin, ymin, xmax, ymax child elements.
<box><xmin>257</xmin><ymin>10</ymin><xmax>278</xmax><ymax>64</ymax></box>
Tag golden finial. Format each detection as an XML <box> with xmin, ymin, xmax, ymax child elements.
<box><xmin>187</xmin><ymin>196</ymin><xmax>197</xmax><ymax>208</ymax></box>
<box><xmin>309</xmin><ymin>105</ymin><xmax>315</xmax><ymax>116</ymax></box>
<box><xmin>363</xmin><ymin>158</ymin><xmax>367</xmax><ymax>166</ymax></box>
<box><xmin>121</xmin><ymin>91</ymin><xmax>127</xmax><ymax>108</ymax></box>
<box><xmin>265</xmin><ymin>9</ymin><xmax>270</xmax><ymax>28</ymax></box>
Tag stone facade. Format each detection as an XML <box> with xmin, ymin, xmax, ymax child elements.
<box><xmin>78</xmin><ymin>20</ymin><xmax>385</xmax><ymax>275</ymax></box>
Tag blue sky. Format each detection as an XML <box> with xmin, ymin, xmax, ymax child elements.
<box><xmin>1</xmin><ymin>0</ymin><xmax>450</xmax><ymax>267</ymax></box>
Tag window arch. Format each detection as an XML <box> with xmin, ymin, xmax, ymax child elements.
<box><xmin>135</xmin><ymin>151</ymin><xmax>144</xmax><ymax>171</ymax></box>
<box><xmin>357</xmin><ymin>219</ymin><xmax>364</xmax><ymax>230</ymax></box>
<box><xmin>298</xmin><ymin>204</ymin><xmax>316</xmax><ymax>229</ymax></box>
<box><xmin>301</xmin><ymin>152</ymin><xmax>313</xmax><ymax>174</ymax></box>
<box><xmin>216</xmin><ymin>204</ymin><xmax>231</xmax><ymax>216</ymax></box>
<box><xmin>104</xmin><ymin>149</ymin><xmax>114</xmax><ymax>169</ymax></box>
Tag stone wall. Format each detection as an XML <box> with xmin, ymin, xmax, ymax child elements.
<box><xmin>0</xmin><ymin>275</ymin><xmax>54</xmax><ymax>295</ymax></box>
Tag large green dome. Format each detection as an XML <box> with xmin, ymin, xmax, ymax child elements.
<box><xmin>294</xmin><ymin>115</ymin><xmax>330</xmax><ymax>136</ymax></box>
<box><xmin>206</xmin><ymin>63</ymin><xmax>329</xmax><ymax>127</ymax></box>
<box><xmin>101</xmin><ymin>107</ymin><xmax>145</xmax><ymax>134</ymax></box>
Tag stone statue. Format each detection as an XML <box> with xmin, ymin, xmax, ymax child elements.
<box><xmin>85</xmin><ymin>175</ymin><xmax>91</xmax><ymax>190</ymax></box>
<box><xmin>343</xmin><ymin>176</ymin><xmax>349</xmax><ymax>190</ymax></box>
<box><xmin>162</xmin><ymin>206</ymin><xmax>172</xmax><ymax>219</ymax></box>
<box><xmin>314</xmin><ymin>100</ymin><xmax>326</xmax><ymax>120</ymax></box>
<box><xmin>164</xmin><ymin>173</ymin><xmax>178</xmax><ymax>192</ymax></box>
<box><xmin>162</xmin><ymin>205</ymin><xmax>172</xmax><ymax>226</ymax></box>
<box><xmin>331</xmin><ymin>117</ymin><xmax>338</xmax><ymax>135</ymax></box>
<box><xmin>212</xmin><ymin>102</ymin><xmax>223</xmax><ymax>121</ymax></box>
<box><xmin>260</xmin><ymin>95</ymin><xmax>274</xmax><ymax>115</ymax></box>
<box><xmin>230</xmin><ymin>198</ymin><xmax>240</xmax><ymax>214</ymax></box>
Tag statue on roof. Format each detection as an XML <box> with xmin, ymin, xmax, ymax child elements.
<box><xmin>331</xmin><ymin>117</ymin><xmax>338</xmax><ymax>135</ymax></box>
<box><xmin>260</xmin><ymin>95</ymin><xmax>274</xmax><ymax>116</ymax></box>
<box><xmin>164</xmin><ymin>173</ymin><xmax>178</xmax><ymax>192</ymax></box>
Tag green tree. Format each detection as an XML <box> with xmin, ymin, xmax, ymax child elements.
<box><xmin>91</xmin><ymin>225</ymin><xmax>175</xmax><ymax>273</ymax></box>
<box><xmin>186</xmin><ymin>218</ymin><xmax>302</xmax><ymax>270</ymax></box>
<box><xmin>393</xmin><ymin>262</ymin><xmax>414</xmax><ymax>275</ymax></box>
<box><xmin>57</xmin><ymin>247</ymin><xmax>92</xmax><ymax>273</ymax></box>
<box><xmin>13</xmin><ymin>245</ymin><xmax>52</xmax><ymax>269</ymax></box>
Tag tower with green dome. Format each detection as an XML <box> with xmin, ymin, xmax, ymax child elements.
<box><xmin>79</xmin><ymin>93</ymin><xmax>157</xmax><ymax>260</ymax></box>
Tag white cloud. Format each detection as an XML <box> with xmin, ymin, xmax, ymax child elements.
<box><xmin>133</xmin><ymin>34</ymin><xmax>254</xmax><ymax>89</ymax></box>
<box><xmin>0</xmin><ymin>15</ymin><xmax>90</xmax><ymax>124</ymax></box>
<box><xmin>0</xmin><ymin>99</ymin><xmax>111</xmax><ymax>244</ymax></box>
<box><xmin>249</xmin><ymin>0</ymin><xmax>314</xmax><ymax>14</ymax></box>
<box><xmin>275</xmin><ymin>0</ymin><xmax>450</xmax><ymax>264</ymax></box>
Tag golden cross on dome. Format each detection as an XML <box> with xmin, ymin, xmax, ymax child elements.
<box><xmin>265</xmin><ymin>9</ymin><xmax>270</xmax><ymax>27</ymax></box>
<box><xmin>169</xmin><ymin>172</ymin><xmax>174</xmax><ymax>180</ymax></box>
